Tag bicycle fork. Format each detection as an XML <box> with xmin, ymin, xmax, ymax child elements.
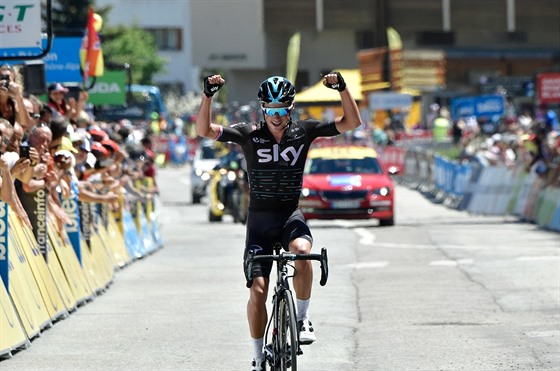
<box><xmin>264</xmin><ymin>290</ymin><xmax>302</xmax><ymax>369</ymax></box>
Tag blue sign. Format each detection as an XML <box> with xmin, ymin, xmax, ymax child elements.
<box><xmin>368</xmin><ymin>92</ymin><xmax>413</xmax><ymax>110</ymax></box>
<box><xmin>62</xmin><ymin>181</ymin><xmax>82</xmax><ymax>265</ymax></box>
<box><xmin>1</xmin><ymin>36</ymin><xmax>83</xmax><ymax>84</ymax></box>
<box><xmin>451</xmin><ymin>95</ymin><xmax>505</xmax><ymax>120</ymax></box>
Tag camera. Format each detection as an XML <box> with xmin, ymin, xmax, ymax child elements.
<box><xmin>0</xmin><ymin>74</ymin><xmax>9</xmax><ymax>89</ymax></box>
<box><xmin>19</xmin><ymin>143</ymin><xmax>30</xmax><ymax>159</ymax></box>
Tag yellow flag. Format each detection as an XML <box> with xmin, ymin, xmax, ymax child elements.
<box><xmin>387</xmin><ymin>27</ymin><xmax>403</xmax><ymax>50</ymax></box>
<box><xmin>286</xmin><ymin>32</ymin><xmax>301</xmax><ymax>84</ymax></box>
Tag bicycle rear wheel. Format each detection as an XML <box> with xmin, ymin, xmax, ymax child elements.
<box><xmin>277</xmin><ymin>290</ymin><xmax>298</xmax><ymax>370</ymax></box>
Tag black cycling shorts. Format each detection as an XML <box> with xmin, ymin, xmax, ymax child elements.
<box><xmin>244</xmin><ymin>208</ymin><xmax>313</xmax><ymax>279</ymax></box>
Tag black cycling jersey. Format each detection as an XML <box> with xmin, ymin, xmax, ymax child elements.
<box><xmin>217</xmin><ymin>119</ymin><xmax>339</xmax><ymax>212</ymax></box>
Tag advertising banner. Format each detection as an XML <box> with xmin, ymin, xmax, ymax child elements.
<box><xmin>86</xmin><ymin>70</ymin><xmax>127</xmax><ymax>105</ymax></box>
<box><xmin>62</xmin><ymin>181</ymin><xmax>82</xmax><ymax>265</ymax></box>
<box><xmin>368</xmin><ymin>92</ymin><xmax>412</xmax><ymax>110</ymax></box>
<box><xmin>537</xmin><ymin>72</ymin><xmax>560</xmax><ymax>104</ymax></box>
<box><xmin>451</xmin><ymin>94</ymin><xmax>505</xmax><ymax>120</ymax></box>
<box><xmin>3</xmin><ymin>37</ymin><xmax>83</xmax><ymax>83</ymax></box>
<box><xmin>0</xmin><ymin>0</ymin><xmax>42</xmax><ymax>49</ymax></box>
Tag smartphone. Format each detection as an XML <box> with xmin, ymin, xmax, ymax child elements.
<box><xmin>19</xmin><ymin>143</ymin><xmax>30</xmax><ymax>159</ymax></box>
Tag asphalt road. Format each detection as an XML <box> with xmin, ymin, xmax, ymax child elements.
<box><xmin>1</xmin><ymin>164</ymin><xmax>558</xmax><ymax>371</ymax></box>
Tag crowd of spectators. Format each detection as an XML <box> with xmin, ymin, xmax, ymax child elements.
<box><xmin>449</xmin><ymin>103</ymin><xmax>560</xmax><ymax>187</ymax></box>
<box><xmin>0</xmin><ymin>63</ymin><xmax>158</xmax><ymax>241</ymax></box>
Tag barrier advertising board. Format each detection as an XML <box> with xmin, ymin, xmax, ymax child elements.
<box><xmin>451</xmin><ymin>94</ymin><xmax>505</xmax><ymax>120</ymax></box>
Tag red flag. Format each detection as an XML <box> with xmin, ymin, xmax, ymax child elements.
<box><xmin>80</xmin><ymin>7</ymin><xmax>104</xmax><ymax>83</ymax></box>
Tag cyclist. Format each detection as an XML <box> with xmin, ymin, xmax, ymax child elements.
<box><xmin>196</xmin><ymin>72</ymin><xmax>361</xmax><ymax>370</ymax></box>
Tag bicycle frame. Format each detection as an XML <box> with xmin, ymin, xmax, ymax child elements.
<box><xmin>245</xmin><ymin>244</ymin><xmax>328</xmax><ymax>370</ymax></box>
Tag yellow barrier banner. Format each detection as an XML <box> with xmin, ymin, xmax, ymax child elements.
<box><xmin>16</xmin><ymin>216</ymin><xmax>79</xmax><ymax>311</ymax></box>
<box><xmin>8</xmin><ymin>213</ymin><xmax>68</xmax><ymax>322</ymax></box>
<box><xmin>47</xmin><ymin>219</ymin><xmax>94</xmax><ymax>303</ymax></box>
<box><xmin>0</xmin><ymin>275</ymin><xmax>29</xmax><ymax>358</ymax></box>
<box><xmin>7</xmin><ymin>229</ymin><xmax>51</xmax><ymax>339</ymax></box>
<box><xmin>90</xmin><ymin>231</ymin><xmax>114</xmax><ymax>288</ymax></box>
<box><xmin>105</xmin><ymin>211</ymin><xmax>131</xmax><ymax>268</ymax></box>
<box><xmin>98</xmin><ymin>211</ymin><xmax>130</xmax><ymax>268</ymax></box>
<box><xmin>80</xmin><ymin>233</ymin><xmax>106</xmax><ymax>293</ymax></box>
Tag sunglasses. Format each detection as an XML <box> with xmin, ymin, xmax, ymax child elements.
<box><xmin>262</xmin><ymin>104</ymin><xmax>293</xmax><ymax>117</ymax></box>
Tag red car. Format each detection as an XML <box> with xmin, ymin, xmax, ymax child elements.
<box><xmin>299</xmin><ymin>145</ymin><xmax>395</xmax><ymax>226</ymax></box>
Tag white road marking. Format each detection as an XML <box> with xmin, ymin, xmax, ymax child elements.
<box><xmin>429</xmin><ymin>259</ymin><xmax>474</xmax><ymax>266</ymax></box>
<box><xmin>345</xmin><ymin>261</ymin><xmax>389</xmax><ymax>269</ymax></box>
<box><xmin>430</xmin><ymin>260</ymin><xmax>459</xmax><ymax>266</ymax></box>
<box><xmin>354</xmin><ymin>228</ymin><xmax>375</xmax><ymax>245</ymax></box>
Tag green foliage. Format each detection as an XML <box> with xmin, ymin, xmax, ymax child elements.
<box><xmin>49</xmin><ymin>1</ymin><xmax>166</xmax><ymax>84</ymax></box>
<box><xmin>50</xmin><ymin>0</ymin><xmax>111</xmax><ymax>34</ymax></box>
<box><xmin>102</xmin><ymin>25</ymin><xmax>166</xmax><ymax>85</ymax></box>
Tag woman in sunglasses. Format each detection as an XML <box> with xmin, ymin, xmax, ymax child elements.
<box><xmin>196</xmin><ymin>71</ymin><xmax>361</xmax><ymax>371</ymax></box>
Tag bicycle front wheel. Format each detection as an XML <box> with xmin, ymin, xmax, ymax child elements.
<box><xmin>277</xmin><ymin>290</ymin><xmax>298</xmax><ymax>370</ymax></box>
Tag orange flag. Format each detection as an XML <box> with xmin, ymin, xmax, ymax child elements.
<box><xmin>80</xmin><ymin>7</ymin><xmax>104</xmax><ymax>83</ymax></box>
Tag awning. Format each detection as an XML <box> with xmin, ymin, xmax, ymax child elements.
<box><xmin>296</xmin><ymin>69</ymin><xmax>363</xmax><ymax>105</ymax></box>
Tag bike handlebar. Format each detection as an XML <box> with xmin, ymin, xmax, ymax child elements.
<box><xmin>245</xmin><ymin>248</ymin><xmax>329</xmax><ymax>288</ymax></box>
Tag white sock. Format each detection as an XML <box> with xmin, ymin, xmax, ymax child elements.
<box><xmin>297</xmin><ymin>298</ymin><xmax>310</xmax><ymax>321</ymax></box>
<box><xmin>252</xmin><ymin>337</ymin><xmax>264</xmax><ymax>361</ymax></box>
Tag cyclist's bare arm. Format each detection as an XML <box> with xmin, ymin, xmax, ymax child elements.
<box><xmin>196</xmin><ymin>75</ymin><xmax>225</xmax><ymax>139</ymax></box>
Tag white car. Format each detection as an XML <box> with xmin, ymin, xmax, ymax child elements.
<box><xmin>190</xmin><ymin>142</ymin><xmax>220</xmax><ymax>204</ymax></box>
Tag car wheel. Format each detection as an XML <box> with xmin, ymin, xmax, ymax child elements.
<box><xmin>209</xmin><ymin>209</ymin><xmax>222</xmax><ymax>222</ymax></box>
<box><xmin>379</xmin><ymin>217</ymin><xmax>395</xmax><ymax>227</ymax></box>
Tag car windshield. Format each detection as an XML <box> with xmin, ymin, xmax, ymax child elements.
<box><xmin>306</xmin><ymin>157</ymin><xmax>383</xmax><ymax>174</ymax></box>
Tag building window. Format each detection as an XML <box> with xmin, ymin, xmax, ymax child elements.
<box><xmin>147</xmin><ymin>28</ymin><xmax>182</xmax><ymax>51</ymax></box>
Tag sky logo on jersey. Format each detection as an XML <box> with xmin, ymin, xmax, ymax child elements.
<box><xmin>257</xmin><ymin>144</ymin><xmax>304</xmax><ymax>165</ymax></box>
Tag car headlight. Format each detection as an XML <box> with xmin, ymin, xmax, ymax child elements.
<box><xmin>372</xmin><ymin>187</ymin><xmax>391</xmax><ymax>196</ymax></box>
<box><xmin>301</xmin><ymin>188</ymin><xmax>319</xmax><ymax>197</ymax></box>
<box><xmin>195</xmin><ymin>169</ymin><xmax>203</xmax><ymax>176</ymax></box>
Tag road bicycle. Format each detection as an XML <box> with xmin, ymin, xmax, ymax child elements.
<box><xmin>245</xmin><ymin>243</ymin><xmax>329</xmax><ymax>371</ymax></box>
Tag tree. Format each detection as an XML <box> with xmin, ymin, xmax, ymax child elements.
<box><xmin>49</xmin><ymin>0</ymin><xmax>165</xmax><ymax>84</ymax></box>
<box><xmin>102</xmin><ymin>25</ymin><xmax>167</xmax><ymax>85</ymax></box>
<box><xmin>50</xmin><ymin>0</ymin><xmax>111</xmax><ymax>35</ymax></box>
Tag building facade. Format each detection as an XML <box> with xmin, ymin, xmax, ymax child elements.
<box><xmin>96</xmin><ymin>0</ymin><xmax>198</xmax><ymax>95</ymax></box>
<box><xmin>99</xmin><ymin>0</ymin><xmax>559</xmax><ymax>106</ymax></box>
<box><xmin>192</xmin><ymin>0</ymin><xmax>559</xmax><ymax>104</ymax></box>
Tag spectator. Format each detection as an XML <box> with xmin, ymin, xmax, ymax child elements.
<box><xmin>433</xmin><ymin>107</ymin><xmax>452</xmax><ymax>144</ymax></box>
<box><xmin>526</xmin><ymin>123</ymin><xmax>553</xmax><ymax>175</ymax></box>
<box><xmin>0</xmin><ymin>64</ymin><xmax>32</xmax><ymax>129</ymax></box>
<box><xmin>517</xmin><ymin>109</ymin><xmax>534</xmax><ymax>132</ymax></box>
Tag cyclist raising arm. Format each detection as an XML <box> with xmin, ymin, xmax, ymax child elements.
<box><xmin>196</xmin><ymin>72</ymin><xmax>361</xmax><ymax>371</ymax></box>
